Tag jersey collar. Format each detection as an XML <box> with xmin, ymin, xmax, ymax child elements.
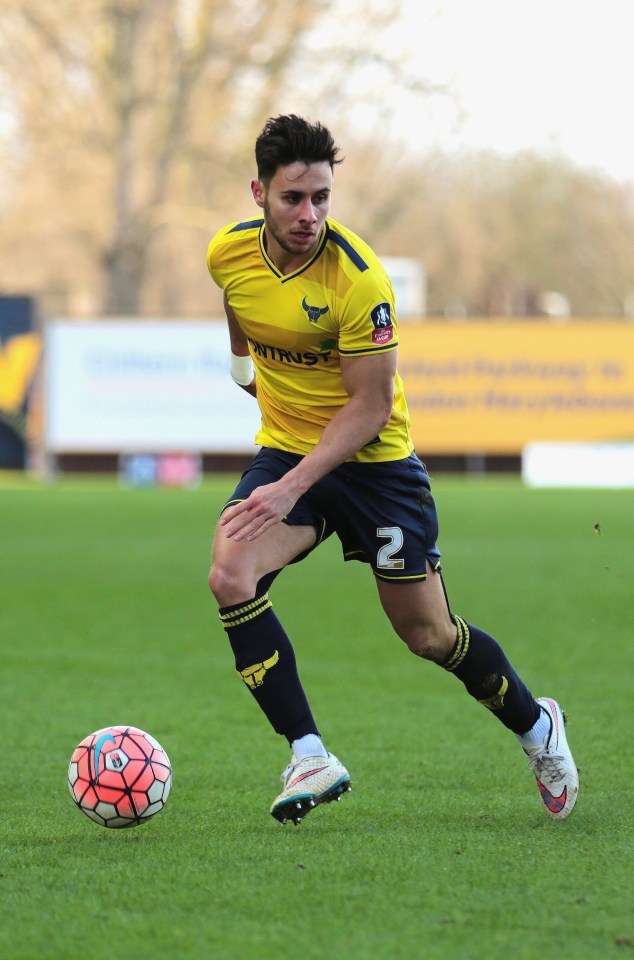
<box><xmin>258</xmin><ymin>222</ymin><xmax>329</xmax><ymax>281</ymax></box>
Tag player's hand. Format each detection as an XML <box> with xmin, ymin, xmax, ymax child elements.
<box><xmin>220</xmin><ymin>480</ymin><xmax>299</xmax><ymax>541</ymax></box>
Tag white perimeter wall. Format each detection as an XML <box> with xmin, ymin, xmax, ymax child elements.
<box><xmin>45</xmin><ymin>320</ymin><xmax>261</xmax><ymax>453</ymax></box>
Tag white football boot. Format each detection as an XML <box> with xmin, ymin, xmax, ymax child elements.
<box><xmin>270</xmin><ymin>753</ymin><xmax>352</xmax><ymax>825</ymax></box>
<box><xmin>524</xmin><ymin>697</ymin><xmax>579</xmax><ymax>819</ymax></box>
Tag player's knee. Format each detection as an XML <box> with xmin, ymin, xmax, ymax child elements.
<box><xmin>208</xmin><ymin>562</ymin><xmax>253</xmax><ymax>607</ymax></box>
<box><xmin>207</xmin><ymin>563</ymin><xmax>223</xmax><ymax>601</ymax></box>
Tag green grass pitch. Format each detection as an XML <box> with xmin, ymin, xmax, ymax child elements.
<box><xmin>1</xmin><ymin>473</ymin><xmax>632</xmax><ymax>959</ymax></box>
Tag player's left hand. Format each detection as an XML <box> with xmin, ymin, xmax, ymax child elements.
<box><xmin>220</xmin><ymin>480</ymin><xmax>299</xmax><ymax>541</ymax></box>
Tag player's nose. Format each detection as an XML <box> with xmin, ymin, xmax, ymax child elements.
<box><xmin>297</xmin><ymin>197</ymin><xmax>318</xmax><ymax>223</ymax></box>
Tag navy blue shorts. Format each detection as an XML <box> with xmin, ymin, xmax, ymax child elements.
<box><xmin>225</xmin><ymin>448</ymin><xmax>441</xmax><ymax>582</ymax></box>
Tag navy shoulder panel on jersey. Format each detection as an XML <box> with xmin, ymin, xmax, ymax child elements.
<box><xmin>326</xmin><ymin>226</ymin><xmax>369</xmax><ymax>272</ymax></box>
<box><xmin>229</xmin><ymin>219</ymin><xmax>265</xmax><ymax>232</ymax></box>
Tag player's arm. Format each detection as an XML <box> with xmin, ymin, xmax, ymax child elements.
<box><xmin>221</xmin><ymin>349</ymin><xmax>396</xmax><ymax>541</ymax></box>
<box><xmin>225</xmin><ymin>292</ymin><xmax>256</xmax><ymax>397</ymax></box>
<box><xmin>296</xmin><ymin>350</ymin><xmax>396</xmax><ymax>483</ymax></box>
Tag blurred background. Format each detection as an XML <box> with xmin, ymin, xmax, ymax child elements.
<box><xmin>1</xmin><ymin>0</ymin><xmax>633</xmax><ymax>478</ymax></box>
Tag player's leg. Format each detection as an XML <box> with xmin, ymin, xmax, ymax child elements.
<box><xmin>323</xmin><ymin>452</ymin><xmax>578</xmax><ymax>819</ymax></box>
<box><xmin>209</xmin><ymin>450</ymin><xmax>351</xmax><ymax>822</ymax></box>
<box><xmin>211</xmin><ymin>521</ymin><xmax>351</xmax><ymax>823</ymax></box>
<box><xmin>210</xmin><ymin>518</ymin><xmax>320</xmax><ymax>745</ymax></box>
<box><xmin>376</xmin><ymin>566</ymin><xmax>540</xmax><ymax>731</ymax></box>
<box><xmin>376</xmin><ymin>569</ymin><xmax>579</xmax><ymax>818</ymax></box>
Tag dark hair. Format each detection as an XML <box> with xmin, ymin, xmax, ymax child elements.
<box><xmin>255</xmin><ymin>114</ymin><xmax>343</xmax><ymax>184</ymax></box>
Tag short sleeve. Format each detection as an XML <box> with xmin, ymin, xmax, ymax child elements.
<box><xmin>337</xmin><ymin>269</ymin><xmax>399</xmax><ymax>356</ymax></box>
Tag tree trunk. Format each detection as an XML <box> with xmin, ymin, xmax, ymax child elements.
<box><xmin>103</xmin><ymin>238</ymin><xmax>146</xmax><ymax>316</ymax></box>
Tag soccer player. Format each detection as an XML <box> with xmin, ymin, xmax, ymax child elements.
<box><xmin>206</xmin><ymin>114</ymin><xmax>579</xmax><ymax>825</ymax></box>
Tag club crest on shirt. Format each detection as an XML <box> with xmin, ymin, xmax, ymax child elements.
<box><xmin>370</xmin><ymin>302</ymin><xmax>393</xmax><ymax>344</ymax></box>
<box><xmin>302</xmin><ymin>297</ymin><xmax>330</xmax><ymax>322</ymax></box>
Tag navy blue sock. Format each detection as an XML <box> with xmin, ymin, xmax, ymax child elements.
<box><xmin>218</xmin><ymin>593</ymin><xmax>319</xmax><ymax>744</ymax></box>
<box><xmin>443</xmin><ymin>616</ymin><xmax>540</xmax><ymax>734</ymax></box>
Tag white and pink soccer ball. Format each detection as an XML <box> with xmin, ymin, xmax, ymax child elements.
<box><xmin>68</xmin><ymin>725</ymin><xmax>172</xmax><ymax>828</ymax></box>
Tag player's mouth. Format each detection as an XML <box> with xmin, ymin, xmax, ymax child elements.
<box><xmin>290</xmin><ymin>231</ymin><xmax>315</xmax><ymax>245</ymax></box>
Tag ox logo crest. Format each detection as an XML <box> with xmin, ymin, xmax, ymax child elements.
<box><xmin>239</xmin><ymin>650</ymin><xmax>280</xmax><ymax>689</ymax></box>
<box><xmin>478</xmin><ymin>675</ymin><xmax>509</xmax><ymax>712</ymax></box>
<box><xmin>302</xmin><ymin>297</ymin><xmax>329</xmax><ymax>322</ymax></box>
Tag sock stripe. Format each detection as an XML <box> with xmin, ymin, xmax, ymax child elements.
<box><xmin>219</xmin><ymin>593</ymin><xmax>272</xmax><ymax>628</ymax></box>
<box><xmin>443</xmin><ymin>615</ymin><xmax>470</xmax><ymax>672</ymax></box>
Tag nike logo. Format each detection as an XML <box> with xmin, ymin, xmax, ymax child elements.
<box><xmin>288</xmin><ymin>766</ymin><xmax>328</xmax><ymax>789</ymax></box>
<box><xmin>537</xmin><ymin>778</ymin><xmax>567</xmax><ymax>814</ymax></box>
<box><xmin>92</xmin><ymin>733</ymin><xmax>116</xmax><ymax>781</ymax></box>
<box><xmin>537</xmin><ymin>697</ymin><xmax>560</xmax><ymax>751</ymax></box>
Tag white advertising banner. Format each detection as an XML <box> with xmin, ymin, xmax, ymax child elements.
<box><xmin>45</xmin><ymin>320</ymin><xmax>261</xmax><ymax>453</ymax></box>
<box><xmin>523</xmin><ymin>442</ymin><xmax>634</xmax><ymax>488</ymax></box>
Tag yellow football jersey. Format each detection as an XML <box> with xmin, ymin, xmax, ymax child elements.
<box><xmin>207</xmin><ymin>216</ymin><xmax>414</xmax><ymax>462</ymax></box>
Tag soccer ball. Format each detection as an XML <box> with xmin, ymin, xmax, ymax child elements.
<box><xmin>68</xmin><ymin>725</ymin><xmax>172</xmax><ymax>828</ymax></box>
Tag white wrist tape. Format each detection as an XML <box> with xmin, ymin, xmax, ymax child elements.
<box><xmin>230</xmin><ymin>352</ymin><xmax>254</xmax><ymax>386</ymax></box>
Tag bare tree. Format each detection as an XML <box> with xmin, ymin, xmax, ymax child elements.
<box><xmin>381</xmin><ymin>150</ymin><xmax>634</xmax><ymax>318</ymax></box>
<box><xmin>1</xmin><ymin>0</ymin><xmax>437</xmax><ymax>316</ymax></box>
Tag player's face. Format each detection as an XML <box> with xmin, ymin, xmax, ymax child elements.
<box><xmin>252</xmin><ymin>161</ymin><xmax>333</xmax><ymax>269</ymax></box>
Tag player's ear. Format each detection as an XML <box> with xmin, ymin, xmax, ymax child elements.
<box><xmin>251</xmin><ymin>179</ymin><xmax>265</xmax><ymax>208</ymax></box>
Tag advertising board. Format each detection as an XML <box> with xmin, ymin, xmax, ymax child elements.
<box><xmin>45</xmin><ymin>320</ymin><xmax>260</xmax><ymax>453</ymax></box>
<box><xmin>400</xmin><ymin>322</ymin><xmax>634</xmax><ymax>454</ymax></box>
<box><xmin>45</xmin><ymin>319</ymin><xmax>634</xmax><ymax>458</ymax></box>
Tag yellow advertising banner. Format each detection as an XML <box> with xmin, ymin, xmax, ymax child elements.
<box><xmin>0</xmin><ymin>332</ymin><xmax>41</xmax><ymax>412</ymax></box>
<box><xmin>399</xmin><ymin>322</ymin><xmax>634</xmax><ymax>454</ymax></box>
